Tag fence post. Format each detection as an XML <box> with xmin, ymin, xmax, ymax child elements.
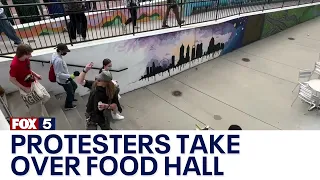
<box><xmin>262</xmin><ymin>0</ymin><xmax>267</xmax><ymax>11</ymax></box>
<box><xmin>132</xmin><ymin>4</ymin><xmax>135</xmax><ymax>36</ymax></box>
<box><xmin>180</xmin><ymin>0</ymin><xmax>183</xmax><ymax>27</ymax></box>
<box><xmin>239</xmin><ymin>2</ymin><xmax>242</xmax><ymax>15</ymax></box>
<box><xmin>282</xmin><ymin>0</ymin><xmax>285</xmax><ymax>8</ymax></box>
<box><xmin>215</xmin><ymin>0</ymin><xmax>220</xmax><ymax>20</ymax></box>
<box><xmin>298</xmin><ymin>0</ymin><xmax>301</xmax><ymax>5</ymax></box>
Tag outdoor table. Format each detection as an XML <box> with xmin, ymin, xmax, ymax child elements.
<box><xmin>306</xmin><ymin>79</ymin><xmax>320</xmax><ymax>111</ymax></box>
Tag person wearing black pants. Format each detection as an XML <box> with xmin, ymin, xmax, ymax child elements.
<box><xmin>62</xmin><ymin>0</ymin><xmax>87</xmax><ymax>41</ymax></box>
<box><xmin>69</xmin><ymin>12</ymin><xmax>87</xmax><ymax>40</ymax></box>
<box><xmin>162</xmin><ymin>0</ymin><xmax>185</xmax><ymax>28</ymax></box>
<box><xmin>122</xmin><ymin>0</ymin><xmax>140</xmax><ymax>34</ymax></box>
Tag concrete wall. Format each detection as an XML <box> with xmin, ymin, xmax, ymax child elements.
<box><xmin>1</xmin><ymin>5</ymin><xmax>320</xmax><ymax>96</ymax></box>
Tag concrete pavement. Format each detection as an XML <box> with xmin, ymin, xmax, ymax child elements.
<box><xmin>113</xmin><ymin>17</ymin><xmax>320</xmax><ymax>130</ymax></box>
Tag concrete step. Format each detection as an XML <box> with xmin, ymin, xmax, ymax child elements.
<box><xmin>1</xmin><ymin>94</ymin><xmax>8</xmax><ymax>107</ymax></box>
<box><xmin>44</xmin><ymin>92</ymin><xmax>72</xmax><ymax>130</ymax></box>
<box><xmin>41</xmin><ymin>104</ymin><xmax>49</xmax><ymax>117</ymax></box>
<box><xmin>6</xmin><ymin>91</ymin><xmax>30</xmax><ymax>117</ymax></box>
<box><xmin>0</xmin><ymin>95</ymin><xmax>10</xmax><ymax>121</ymax></box>
<box><xmin>56</xmin><ymin>93</ymin><xmax>86</xmax><ymax>130</ymax></box>
<box><xmin>74</xmin><ymin>94</ymin><xmax>87</xmax><ymax>120</ymax></box>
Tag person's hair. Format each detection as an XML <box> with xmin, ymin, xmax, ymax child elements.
<box><xmin>228</xmin><ymin>125</ymin><xmax>242</xmax><ymax>130</ymax></box>
<box><xmin>99</xmin><ymin>58</ymin><xmax>112</xmax><ymax>73</ymax></box>
<box><xmin>92</xmin><ymin>80</ymin><xmax>116</xmax><ymax>102</ymax></box>
<box><xmin>16</xmin><ymin>44</ymin><xmax>33</xmax><ymax>58</ymax></box>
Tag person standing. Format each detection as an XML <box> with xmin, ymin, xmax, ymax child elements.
<box><xmin>85</xmin><ymin>70</ymin><xmax>118</xmax><ymax>130</ymax></box>
<box><xmin>121</xmin><ymin>0</ymin><xmax>140</xmax><ymax>34</ymax></box>
<box><xmin>77</xmin><ymin>59</ymin><xmax>124</xmax><ymax>120</ymax></box>
<box><xmin>162</xmin><ymin>0</ymin><xmax>184</xmax><ymax>28</ymax></box>
<box><xmin>61</xmin><ymin>0</ymin><xmax>87</xmax><ymax>41</ymax></box>
<box><xmin>9</xmin><ymin>44</ymin><xmax>43</xmax><ymax>116</ymax></box>
<box><xmin>51</xmin><ymin>43</ymin><xmax>79</xmax><ymax>110</ymax></box>
<box><xmin>0</xmin><ymin>3</ymin><xmax>22</xmax><ymax>46</ymax></box>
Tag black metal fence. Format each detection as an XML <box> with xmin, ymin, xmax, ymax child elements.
<box><xmin>0</xmin><ymin>0</ymin><xmax>317</xmax><ymax>55</ymax></box>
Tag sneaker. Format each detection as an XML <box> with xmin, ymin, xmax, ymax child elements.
<box><xmin>122</xmin><ymin>24</ymin><xmax>127</xmax><ymax>34</ymax></box>
<box><xmin>111</xmin><ymin>112</ymin><xmax>124</xmax><ymax>120</ymax></box>
<box><xmin>162</xmin><ymin>24</ymin><xmax>170</xmax><ymax>28</ymax></box>
<box><xmin>14</xmin><ymin>42</ymin><xmax>22</xmax><ymax>47</ymax></box>
<box><xmin>64</xmin><ymin>105</ymin><xmax>77</xmax><ymax>111</ymax></box>
<box><xmin>178</xmin><ymin>20</ymin><xmax>185</xmax><ymax>26</ymax></box>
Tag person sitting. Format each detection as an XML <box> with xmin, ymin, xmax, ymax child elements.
<box><xmin>77</xmin><ymin>59</ymin><xmax>124</xmax><ymax>120</ymax></box>
<box><xmin>85</xmin><ymin>70</ymin><xmax>118</xmax><ymax>130</ymax></box>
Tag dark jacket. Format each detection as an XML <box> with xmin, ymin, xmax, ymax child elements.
<box><xmin>84</xmin><ymin>80</ymin><xmax>122</xmax><ymax>113</ymax></box>
<box><xmin>61</xmin><ymin>0</ymin><xmax>84</xmax><ymax>12</ymax></box>
<box><xmin>86</xmin><ymin>86</ymin><xmax>118</xmax><ymax>123</ymax></box>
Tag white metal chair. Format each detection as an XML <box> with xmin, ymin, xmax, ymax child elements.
<box><xmin>292</xmin><ymin>70</ymin><xmax>313</xmax><ymax>92</ymax></box>
<box><xmin>310</xmin><ymin>62</ymin><xmax>320</xmax><ymax>80</ymax></box>
<box><xmin>291</xmin><ymin>83</ymin><xmax>320</xmax><ymax>115</ymax></box>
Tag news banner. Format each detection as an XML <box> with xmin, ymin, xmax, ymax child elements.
<box><xmin>0</xmin><ymin>117</ymin><xmax>319</xmax><ymax>180</ymax></box>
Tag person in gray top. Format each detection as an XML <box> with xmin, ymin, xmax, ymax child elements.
<box><xmin>61</xmin><ymin>0</ymin><xmax>87</xmax><ymax>41</ymax></box>
<box><xmin>51</xmin><ymin>43</ymin><xmax>80</xmax><ymax>110</ymax></box>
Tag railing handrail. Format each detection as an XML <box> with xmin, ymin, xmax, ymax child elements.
<box><xmin>0</xmin><ymin>0</ymin><xmax>316</xmax><ymax>55</ymax></box>
<box><xmin>1</xmin><ymin>0</ymin><xmax>167</xmax><ymax>32</ymax></box>
<box><xmin>0</xmin><ymin>55</ymin><xmax>128</xmax><ymax>72</ymax></box>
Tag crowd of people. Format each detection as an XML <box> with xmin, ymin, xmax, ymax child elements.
<box><xmin>1</xmin><ymin>0</ymin><xmax>185</xmax><ymax>45</ymax></box>
<box><xmin>9</xmin><ymin>43</ymin><xmax>124</xmax><ymax>130</ymax></box>
<box><xmin>8</xmin><ymin>43</ymin><xmax>242</xmax><ymax>130</ymax></box>
<box><xmin>4</xmin><ymin>1</ymin><xmax>243</xmax><ymax>130</ymax></box>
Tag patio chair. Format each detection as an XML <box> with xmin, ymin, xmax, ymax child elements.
<box><xmin>291</xmin><ymin>83</ymin><xmax>319</xmax><ymax>115</ymax></box>
<box><xmin>292</xmin><ymin>70</ymin><xmax>313</xmax><ymax>92</ymax></box>
<box><xmin>310</xmin><ymin>62</ymin><xmax>320</xmax><ymax>79</ymax></box>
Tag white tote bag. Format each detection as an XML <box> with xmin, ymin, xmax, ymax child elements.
<box><xmin>33</xmin><ymin>81</ymin><xmax>50</xmax><ymax>103</ymax></box>
<box><xmin>19</xmin><ymin>81</ymin><xmax>50</xmax><ymax>106</ymax></box>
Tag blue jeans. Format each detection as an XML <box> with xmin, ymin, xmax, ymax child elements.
<box><xmin>0</xmin><ymin>13</ymin><xmax>21</xmax><ymax>44</ymax></box>
<box><xmin>58</xmin><ymin>79</ymin><xmax>77</xmax><ymax>108</ymax></box>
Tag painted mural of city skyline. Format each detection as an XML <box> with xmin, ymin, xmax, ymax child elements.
<box><xmin>140</xmin><ymin>37</ymin><xmax>225</xmax><ymax>80</ymax></box>
<box><xmin>137</xmin><ymin>17</ymin><xmax>247</xmax><ymax>81</ymax></box>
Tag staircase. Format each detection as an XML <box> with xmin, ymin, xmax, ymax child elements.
<box><xmin>4</xmin><ymin>91</ymin><xmax>91</xmax><ymax>130</ymax></box>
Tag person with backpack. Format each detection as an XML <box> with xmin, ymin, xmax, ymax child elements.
<box><xmin>85</xmin><ymin>70</ymin><xmax>118</xmax><ymax>130</ymax></box>
<box><xmin>77</xmin><ymin>59</ymin><xmax>124</xmax><ymax>120</ymax></box>
<box><xmin>50</xmin><ymin>43</ymin><xmax>80</xmax><ymax>110</ymax></box>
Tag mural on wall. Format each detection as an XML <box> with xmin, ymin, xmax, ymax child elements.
<box><xmin>261</xmin><ymin>5</ymin><xmax>320</xmax><ymax>38</ymax></box>
<box><xmin>137</xmin><ymin>18</ymin><xmax>246</xmax><ymax>82</ymax></box>
<box><xmin>92</xmin><ymin>17</ymin><xmax>246</xmax><ymax>92</ymax></box>
<box><xmin>242</xmin><ymin>14</ymin><xmax>264</xmax><ymax>46</ymax></box>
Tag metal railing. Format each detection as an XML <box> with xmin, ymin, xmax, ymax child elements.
<box><xmin>0</xmin><ymin>0</ymin><xmax>317</xmax><ymax>55</ymax></box>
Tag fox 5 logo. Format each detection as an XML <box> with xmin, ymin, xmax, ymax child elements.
<box><xmin>10</xmin><ymin>117</ymin><xmax>56</xmax><ymax>130</ymax></box>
